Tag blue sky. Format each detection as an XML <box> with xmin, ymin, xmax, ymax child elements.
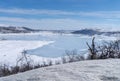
<box><xmin>0</xmin><ymin>0</ymin><xmax>120</xmax><ymax>30</ymax></box>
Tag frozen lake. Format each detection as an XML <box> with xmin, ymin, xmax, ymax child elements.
<box><xmin>0</xmin><ymin>33</ymin><xmax>117</xmax><ymax>58</ymax></box>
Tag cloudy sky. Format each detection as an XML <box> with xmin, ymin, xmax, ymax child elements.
<box><xmin>0</xmin><ymin>0</ymin><xmax>120</xmax><ymax>30</ymax></box>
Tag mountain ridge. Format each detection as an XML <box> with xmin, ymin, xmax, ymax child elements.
<box><xmin>0</xmin><ymin>26</ymin><xmax>120</xmax><ymax>36</ymax></box>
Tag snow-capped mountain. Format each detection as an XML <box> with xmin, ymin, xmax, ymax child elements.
<box><xmin>0</xmin><ymin>26</ymin><xmax>37</xmax><ymax>33</ymax></box>
<box><xmin>0</xmin><ymin>26</ymin><xmax>120</xmax><ymax>36</ymax></box>
<box><xmin>72</xmin><ymin>29</ymin><xmax>120</xmax><ymax>36</ymax></box>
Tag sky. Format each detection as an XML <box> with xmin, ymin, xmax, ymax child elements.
<box><xmin>0</xmin><ymin>0</ymin><xmax>120</xmax><ymax>30</ymax></box>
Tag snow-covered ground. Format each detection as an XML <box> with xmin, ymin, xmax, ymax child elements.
<box><xmin>0</xmin><ymin>40</ymin><xmax>55</xmax><ymax>65</ymax></box>
<box><xmin>0</xmin><ymin>33</ymin><xmax>118</xmax><ymax>65</ymax></box>
<box><xmin>0</xmin><ymin>59</ymin><xmax>120</xmax><ymax>81</ymax></box>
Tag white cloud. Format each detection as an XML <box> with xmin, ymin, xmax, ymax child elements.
<box><xmin>0</xmin><ymin>17</ymin><xmax>119</xmax><ymax>30</ymax></box>
<box><xmin>0</xmin><ymin>8</ymin><xmax>120</xmax><ymax>30</ymax></box>
<box><xmin>0</xmin><ymin>23</ymin><xmax>8</xmax><ymax>26</ymax></box>
<box><xmin>78</xmin><ymin>11</ymin><xmax>120</xmax><ymax>19</ymax></box>
<box><xmin>0</xmin><ymin>8</ymin><xmax>120</xmax><ymax>19</ymax></box>
<box><xmin>0</xmin><ymin>17</ymin><xmax>85</xmax><ymax>29</ymax></box>
<box><xmin>0</xmin><ymin>8</ymin><xmax>74</xmax><ymax>15</ymax></box>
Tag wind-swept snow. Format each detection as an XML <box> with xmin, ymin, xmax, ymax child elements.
<box><xmin>0</xmin><ymin>59</ymin><xmax>120</xmax><ymax>81</ymax></box>
<box><xmin>0</xmin><ymin>40</ymin><xmax>54</xmax><ymax>65</ymax></box>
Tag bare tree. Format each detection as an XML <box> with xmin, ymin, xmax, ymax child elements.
<box><xmin>86</xmin><ymin>37</ymin><xmax>97</xmax><ymax>59</ymax></box>
<box><xmin>16</xmin><ymin>49</ymin><xmax>33</xmax><ymax>72</ymax></box>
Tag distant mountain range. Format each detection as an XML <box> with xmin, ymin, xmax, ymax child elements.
<box><xmin>0</xmin><ymin>26</ymin><xmax>38</xmax><ymax>33</ymax></box>
<box><xmin>0</xmin><ymin>26</ymin><xmax>120</xmax><ymax>36</ymax></box>
<box><xmin>72</xmin><ymin>29</ymin><xmax>120</xmax><ymax>36</ymax></box>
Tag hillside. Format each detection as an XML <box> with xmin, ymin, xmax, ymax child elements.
<box><xmin>0</xmin><ymin>26</ymin><xmax>37</xmax><ymax>33</ymax></box>
<box><xmin>0</xmin><ymin>26</ymin><xmax>120</xmax><ymax>36</ymax></box>
<box><xmin>0</xmin><ymin>59</ymin><xmax>120</xmax><ymax>81</ymax></box>
<box><xmin>72</xmin><ymin>29</ymin><xmax>120</xmax><ymax>36</ymax></box>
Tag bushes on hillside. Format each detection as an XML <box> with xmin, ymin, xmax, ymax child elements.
<box><xmin>0</xmin><ymin>50</ymin><xmax>55</xmax><ymax>77</ymax></box>
<box><xmin>1</xmin><ymin>37</ymin><xmax>120</xmax><ymax>77</ymax></box>
<box><xmin>62</xmin><ymin>50</ymin><xmax>85</xmax><ymax>63</ymax></box>
<box><xmin>87</xmin><ymin>37</ymin><xmax>120</xmax><ymax>59</ymax></box>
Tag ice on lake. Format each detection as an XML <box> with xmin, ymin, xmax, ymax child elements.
<box><xmin>0</xmin><ymin>33</ymin><xmax>117</xmax><ymax>58</ymax></box>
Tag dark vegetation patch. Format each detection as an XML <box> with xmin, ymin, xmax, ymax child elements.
<box><xmin>100</xmin><ymin>75</ymin><xmax>119</xmax><ymax>81</ymax></box>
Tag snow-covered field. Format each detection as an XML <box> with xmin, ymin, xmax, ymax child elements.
<box><xmin>0</xmin><ymin>33</ymin><xmax>118</xmax><ymax>66</ymax></box>
<box><xmin>0</xmin><ymin>59</ymin><xmax>120</xmax><ymax>81</ymax></box>
<box><xmin>0</xmin><ymin>40</ymin><xmax>54</xmax><ymax>65</ymax></box>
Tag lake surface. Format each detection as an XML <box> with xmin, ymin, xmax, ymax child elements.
<box><xmin>0</xmin><ymin>33</ymin><xmax>117</xmax><ymax>58</ymax></box>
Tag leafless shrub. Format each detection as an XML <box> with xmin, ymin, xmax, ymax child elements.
<box><xmin>62</xmin><ymin>56</ymin><xmax>68</xmax><ymax>64</ymax></box>
<box><xmin>86</xmin><ymin>37</ymin><xmax>98</xmax><ymax>59</ymax></box>
<box><xmin>76</xmin><ymin>55</ymin><xmax>85</xmax><ymax>61</ymax></box>
<box><xmin>15</xmin><ymin>50</ymin><xmax>34</xmax><ymax>72</ymax></box>
<box><xmin>0</xmin><ymin>64</ymin><xmax>11</xmax><ymax>77</ymax></box>
<box><xmin>62</xmin><ymin>50</ymin><xmax>85</xmax><ymax>63</ymax></box>
<box><xmin>3</xmin><ymin>38</ymin><xmax>120</xmax><ymax>77</ymax></box>
<box><xmin>0</xmin><ymin>50</ymin><xmax>54</xmax><ymax>77</ymax></box>
<box><xmin>10</xmin><ymin>66</ymin><xmax>20</xmax><ymax>74</ymax></box>
<box><xmin>33</xmin><ymin>64</ymin><xmax>41</xmax><ymax>69</ymax></box>
<box><xmin>55</xmin><ymin>60</ymin><xmax>61</xmax><ymax>65</ymax></box>
<box><xmin>87</xmin><ymin>37</ymin><xmax>120</xmax><ymax>59</ymax></box>
<box><xmin>42</xmin><ymin>61</ymin><xmax>48</xmax><ymax>67</ymax></box>
<box><xmin>98</xmin><ymin>40</ymin><xmax>120</xmax><ymax>59</ymax></box>
<box><xmin>47</xmin><ymin>60</ymin><xmax>53</xmax><ymax>66</ymax></box>
<box><xmin>66</xmin><ymin>50</ymin><xmax>78</xmax><ymax>62</ymax></box>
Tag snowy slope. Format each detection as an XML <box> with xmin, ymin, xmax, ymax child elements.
<box><xmin>0</xmin><ymin>40</ymin><xmax>55</xmax><ymax>65</ymax></box>
<box><xmin>0</xmin><ymin>26</ymin><xmax>37</xmax><ymax>33</ymax></box>
<box><xmin>0</xmin><ymin>59</ymin><xmax>120</xmax><ymax>81</ymax></box>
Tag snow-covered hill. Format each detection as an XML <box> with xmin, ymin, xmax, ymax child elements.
<box><xmin>0</xmin><ymin>59</ymin><xmax>120</xmax><ymax>81</ymax></box>
<box><xmin>0</xmin><ymin>26</ymin><xmax>37</xmax><ymax>33</ymax></box>
<box><xmin>0</xmin><ymin>26</ymin><xmax>120</xmax><ymax>36</ymax></box>
<box><xmin>72</xmin><ymin>29</ymin><xmax>120</xmax><ymax>36</ymax></box>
